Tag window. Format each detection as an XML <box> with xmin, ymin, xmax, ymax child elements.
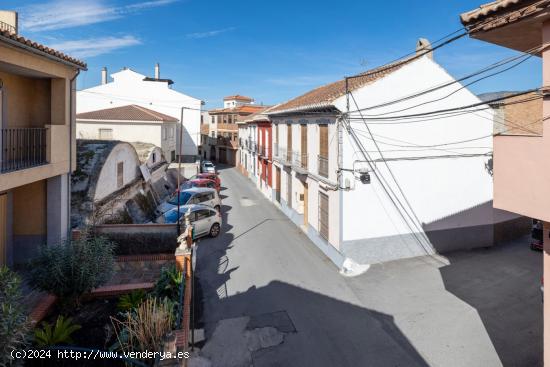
<box><xmin>319</xmin><ymin>192</ymin><xmax>329</xmax><ymax>240</ymax></box>
<box><xmin>171</xmin><ymin>150</ymin><xmax>176</xmax><ymax>162</ymax></box>
<box><xmin>287</xmin><ymin>124</ymin><xmax>292</xmax><ymax>159</ymax></box>
<box><xmin>169</xmin><ymin>126</ymin><xmax>174</xmax><ymax>138</ymax></box>
<box><xmin>211</xmin><ymin>116</ymin><xmax>215</xmax><ymax>124</ymax></box>
<box><xmin>319</xmin><ymin>125</ymin><xmax>329</xmax><ymax>178</ymax></box>
<box><xmin>152</xmin><ymin>152</ymin><xmax>156</xmax><ymax>163</ymax></box>
<box><xmin>201</xmin><ymin>115</ymin><xmax>204</xmax><ymax>124</ymax></box>
<box><xmin>99</xmin><ymin>128</ymin><xmax>113</xmax><ymax>140</ymax></box>
<box><xmin>162</xmin><ymin>127</ymin><xmax>166</xmax><ymax>140</ymax></box>
<box><xmin>211</xmin><ymin>131</ymin><xmax>215</xmax><ymax>138</ymax></box>
<box><xmin>195</xmin><ymin>209</ymin><xmax>211</xmax><ymax>221</ymax></box>
<box><xmin>117</xmin><ymin>162</ymin><xmax>124</xmax><ymax>188</ymax></box>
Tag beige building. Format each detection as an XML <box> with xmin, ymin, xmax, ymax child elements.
<box><xmin>0</xmin><ymin>11</ymin><xmax>86</xmax><ymax>266</ymax></box>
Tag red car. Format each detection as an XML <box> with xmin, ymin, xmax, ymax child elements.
<box><xmin>180</xmin><ymin>178</ymin><xmax>219</xmax><ymax>192</ymax></box>
<box><xmin>191</xmin><ymin>173</ymin><xmax>221</xmax><ymax>188</ymax></box>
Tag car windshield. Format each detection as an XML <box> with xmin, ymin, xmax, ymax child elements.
<box><xmin>204</xmin><ymin>163</ymin><xmax>214</xmax><ymax>167</ymax></box>
<box><xmin>168</xmin><ymin>191</ymin><xmax>193</xmax><ymax>205</ymax></box>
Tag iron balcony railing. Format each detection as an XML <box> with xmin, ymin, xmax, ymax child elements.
<box><xmin>0</xmin><ymin>21</ymin><xmax>15</xmax><ymax>34</ymax></box>
<box><xmin>318</xmin><ymin>155</ymin><xmax>329</xmax><ymax>178</ymax></box>
<box><xmin>292</xmin><ymin>151</ymin><xmax>308</xmax><ymax>170</ymax></box>
<box><xmin>1</xmin><ymin>128</ymin><xmax>48</xmax><ymax>173</ymax></box>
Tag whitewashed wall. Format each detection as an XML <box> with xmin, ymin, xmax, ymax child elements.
<box><xmin>77</xmin><ymin>69</ymin><xmax>202</xmax><ymax>157</ymax></box>
<box><xmin>94</xmin><ymin>142</ymin><xmax>140</xmax><ymax>201</ymax></box>
<box><xmin>332</xmin><ymin>56</ymin><xmax>493</xmax><ymax>244</ymax></box>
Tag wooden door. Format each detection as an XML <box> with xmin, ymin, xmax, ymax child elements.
<box><xmin>286</xmin><ymin>124</ymin><xmax>292</xmax><ymax>159</ymax></box>
<box><xmin>300</xmin><ymin>124</ymin><xmax>307</xmax><ymax>168</ymax></box>
<box><xmin>319</xmin><ymin>192</ymin><xmax>329</xmax><ymax>240</ymax></box>
<box><xmin>0</xmin><ymin>193</ymin><xmax>7</xmax><ymax>266</ymax></box>
<box><xmin>303</xmin><ymin>183</ymin><xmax>308</xmax><ymax>226</ymax></box>
<box><xmin>275</xmin><ymin>167</ymin><xmax>281</xmax><ymax>203</ymax></box>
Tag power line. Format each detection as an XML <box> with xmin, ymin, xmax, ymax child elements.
<box><xmin>348</xmin><ymin>89</ymin><xmax>541</xmax><ymax>120</ymax></box>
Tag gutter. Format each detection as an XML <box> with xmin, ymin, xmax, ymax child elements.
<box><xmin>0</xmin><ymin>34</ymin><xmax>87</xmax><ymax>71</ymax></box>
<box><xmin>67</xmin><ymin>69</ymin><xmax>80</xmax><ymax>239</ymax></box>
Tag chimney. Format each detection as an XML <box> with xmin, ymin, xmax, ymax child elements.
<box><xmin>101</xmin><ymin>67</ymin><xmax>107</xmax><ymax>85</ymax></box>
<box><xmin>416</xmin><ymin>38</ymin><xmax>433</xmax><ymax>60</ymax></box>
<box><xmin>0</xmin><ymin>10</ymin><xmax>18</xmax><ymax>34</ymax></box>
<box><xmin>155</xmin><ymin>63</ymin><xmax>160</xmax><ymax>79</ymax></box>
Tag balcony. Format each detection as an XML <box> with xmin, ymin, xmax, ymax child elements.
<box><xmin>318</xmin><ymin>155</ymin><xmax>329</xmax><ymax>178</ymax></box>
<box><xmin>1</xmin><ymin>128</ymin><xmax>48</xmax><ymax>173</ymax></box>
<box><xmin>292</xmin><ymin>151</ymin><xmax>308</xmax><ymax>172</ymax></box>
<box><xmin>217</xmin><ymin>123</ymin><xmax>238</xmax><ymax>131</ymax></box>
<box><xmin>217</xmin><ymin>136</ymin><xmax>238</xmax><ymax>149</ymax></box>
<box><xmin>274</xmin><ymin>143</ymin><xmax>280</xmax><ymax>158</ymax></box>
<box><xmin>258</xmin><ymin>145</ymin><xmax>268</xmax><ymax>158</ymax></box>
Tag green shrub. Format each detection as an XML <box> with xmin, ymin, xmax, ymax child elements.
<box><xmin>29</xmin><ymin>234</ymin><xmax>115</xmax><ymax>306</ymax></box>
<box><xmin>34</xmin><ymin>316</ymin><xmax>81</xmax><ymax>347</ymax></box>
<box><xmin>153</xmin><ymin>265</ymin><xmax>183</xmax><ymax>302</ymax></box>
<box><xmin>0</xmin><ymin>267</ymin><xmax>30</xmax><ymax>365</ymax></box>
<box><xmin>111</xmin><ymin>297</ymin><xmax>174</xmax><ymax>354</ymax></box>
<box><xmin>117</xmin><ymin>290</ymin><xmax>147</xmax><ymax>313</ymax></box>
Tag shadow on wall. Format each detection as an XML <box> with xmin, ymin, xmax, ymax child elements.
<box><xmin>194</xmin><ymin>202</ymin><xmax>429</xmax><ymax>366</ymax></box>
<box><xmin>439</xmin><ymin>237</ymin><xmax>543</xmax><ymax>367</ymax></box>
<box><xmin>423</xmin><ymin>201</ymin><xmax>530</xmax><ymax>254</ymax></box>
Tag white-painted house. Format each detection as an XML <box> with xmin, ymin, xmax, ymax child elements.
<box><xmin>77</xmin><ymin>65</ymin><xmax>202</xmax><ymax>161</ymax></box>
<box><xmin>267</xmin><ymin>42</ymin><xmax>519</xmax><ymax>269</ymax></box>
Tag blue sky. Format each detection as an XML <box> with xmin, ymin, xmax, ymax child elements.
<box><xmin>7</xmin><ymin>0</ymin><xmax>542</xmax><ymax>109</ymax></box>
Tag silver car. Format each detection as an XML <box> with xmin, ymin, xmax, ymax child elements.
<box><xmin>201</xmin><ymin>160</ymin><xmax>216</xmax><ymax>173</ymax></box>
<box><xmin>156</xmin><ymin>187</ymin><xmax>221</xmax><ymax>216</ymax></box>
<box><xmin>156</xmin><ymin>204</ymin><xmax>221</xmax><ymax>238</ymax></box>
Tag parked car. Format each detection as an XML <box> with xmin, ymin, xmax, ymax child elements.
<box><xmin>190</xmin><ymin>173</ymin><xmax>221</xmax><ymax>187</ymax></box>
<box><xmin>201</xmin><ymin>160</ymin><xmax>216</xmax><ymax>173</ymax></box>
<box><xmin>155</xmin><ymin>204</ymin><xmax>221</xmax><ymax>238</ymax></box>
<box><xmin>155</xmin><ymin>187</ymin><xmax>221</xmax><ymax>216</ymax></box>
<box><xmin>180</xmin><ymin>178</ymin><xmax>219</xmax><ymax>192</ymax></box>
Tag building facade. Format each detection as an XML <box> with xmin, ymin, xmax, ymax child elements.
<box><xmin>0</xmin><ymin>12</ymin><xmax>86</xmax><ymax>266</ymax></box>
<box><xmin>460</xmin><ymin>1</ymin><xmax>550</xmax><ymax>363</ymax></box>
<box><xmin>267</xmin><ymin>42</ymin><xmax>514</xmax><ymax>269</ymax></box>
<box><xmin>76</xmin><ymin>104</ymin><xmax>178</xmax><ymax>161</ymax></box>
<box><xmin>77</xmin><ymin>65</ymin><xmax>202</xmax><ymax>162</ymax></box>
<box><xmin>201</xmin><ymin>95</ymin><xmax>265</xmax><ymax>165</ymax></box>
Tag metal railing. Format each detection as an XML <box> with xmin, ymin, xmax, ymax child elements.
<box><xmin>0</xmin><ymin>21</ymin><xmax>16</xmax><ymax>34</ymax></box>
<box><xmin>292</xmin><ymin>151</ymin><xmax>308</xmax><ymax>170</ymax></box>
<box><xmin>258</xmin><ymin>145</ymin><xmax>268</xmax><ymax>158</ymax></box>
<box><xmin>274</xmin><ymin>143</ymin><xmax>280</xmax><ymax>158</ymax></box>
<box><xmin>318</xmin><ymin>155</ymin><xmax>329</xmax><ymax>178</ymax></box>
<box><xmin>1</xmin><ymin>128</ymin><xmax>48</xmax><ymax>173</ymax></box>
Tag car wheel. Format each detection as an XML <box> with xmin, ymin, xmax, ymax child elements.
<box><xmin>210</xmin><ymin>223</ymin><xmax>220</xmax><ymax>237</ymax></box>
<box><xmin>215</xmin><ymin>205</ymin><xmax>221</xmax><ymax>212</ymax></box>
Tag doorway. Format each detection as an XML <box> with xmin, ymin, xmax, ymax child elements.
<box><xmin>303</xmin><ymin>182</ymin><xmax>308</xmax><ymax>226</ymax></box>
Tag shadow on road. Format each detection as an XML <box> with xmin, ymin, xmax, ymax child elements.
<box><xmin>194</xmin><ymin>167</ymin><xmax>430</xmax><ymax>366</ymax></box>
<box><xmin>439</xmin><ymin>237</ymin><xmax>543</xmax><ymax>367</ymax></box>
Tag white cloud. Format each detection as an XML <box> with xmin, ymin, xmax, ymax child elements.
<box><xmin>20</xmin><ymin>0</ymin><xmax>179</xmax><ymax>32</ymax></box>
<box><xmin>186</xmin><ymin>27</ymin><xmax>236</xmax><ymax>39</ymax></box>
<box><xmin>49</xmin><ymin>35</ymin><xmax>141</xmax><ymax>58</ymax></box>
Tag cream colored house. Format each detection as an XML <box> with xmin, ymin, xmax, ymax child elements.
<box><xmin>0</xmin><ymin>11</ymin><xmax>86</xmax><ymax>266</ymax></box>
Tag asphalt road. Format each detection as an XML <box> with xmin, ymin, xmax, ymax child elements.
<box><xmin>194</xmin><ymin>166</ymin><xmax>542</xmax><ymax>367</ymax></box>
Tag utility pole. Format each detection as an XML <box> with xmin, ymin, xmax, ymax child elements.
<box><xmin>176</xmin><ymin>107</ymin><xmax>184</xmax><ymax>236</ymax></box>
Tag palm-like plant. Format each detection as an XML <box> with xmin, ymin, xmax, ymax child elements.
<box><xmin>34</xmin><ymin>316</ymin><xmax>81</xmax><ymax>347</ymax></box>
<box><xmin>117</xmin><ymin>290</ymin><xmax>147</xmax><ymax>313</ymax></box>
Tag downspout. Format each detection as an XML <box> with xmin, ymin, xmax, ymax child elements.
<box><xmin>67</xmin><ymin>69</ymin><xmax>80</xmax><ymax>239</ymax></box>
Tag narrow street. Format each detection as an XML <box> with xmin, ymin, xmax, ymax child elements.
<box><xmin>195</xmin><ymin>166</ymin><xmax>542</xmax><ymax>367</ymax></box>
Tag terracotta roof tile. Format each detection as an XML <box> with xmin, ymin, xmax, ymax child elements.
<box><xmin>460</xmin><ymin>0</ymin><xmax>541</xmax><ymax>25</ymax></box>
<box><xmin>209</xmin><ymin>105</ymin><xmax>266</xmax><ymax>115</ymax></box>
<box><xmin>268</xmin><ymin>56</ymin><xmax>417</xmax><ymax>115</ymax></box>
<box><xmin>77</xmin><ymin>104</ymin><xmax>179</xmax><ymax>122</ymax></box>
<box><xmin>223</xmin><ymin>94</ymin><xmax>254</xmax><ymax>101</ymax></box>
<box><xmin>0</xmin><ymin>29</ymin><xmax>87</xmax><ymax>69</ymax></box>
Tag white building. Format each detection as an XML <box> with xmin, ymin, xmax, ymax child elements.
<box><xmin>77</xmin><ymin>65</ymin><xmax>202</xmax><ymax>161</ymax></box>
<box><xmin>267</xmin><ymin>41</ymin><xmax>518</xmax><ymax>269</ymax></box>
<box><xmin>237</xmin><ymin>115</ymin><xmax>258</xmax><ymax>184</ymax></box>
<box><xmin>77</xmin><ymin>104</ymin><xmax>178</xmax><ymax>161</ymax></box>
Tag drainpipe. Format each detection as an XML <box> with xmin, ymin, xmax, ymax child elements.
<box><xmin>67</xmin><ymin>69</ymin><xmax>80</xmax><ymax>240</ymax></box>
